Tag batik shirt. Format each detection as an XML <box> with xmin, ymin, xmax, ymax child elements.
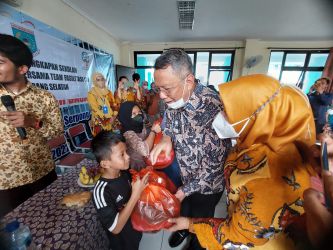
<box><xmin>163</xmin><ymin>84</ymin><xmax>231</xmax><ymax>196</ymax></box>
<box><xmin>0</xmin><ymin>82</ymin><xmax>63</xmax><ymax>190</ymax></box>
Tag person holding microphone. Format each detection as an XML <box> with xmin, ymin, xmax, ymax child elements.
<box><xmin>0</xmin><ymin>34</ymin><xmax>63</xmax><ymax>217</ymax></box>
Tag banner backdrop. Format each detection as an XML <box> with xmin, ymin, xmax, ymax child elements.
<box><xmin>0</xmin><ymin>16</ymin><xmax>114</xmax><ymax>159</ymax></box>
<box><xmin>0</xmin><ymin>16</ymin><xmax>115</xmax><ymax>125</ymax></box>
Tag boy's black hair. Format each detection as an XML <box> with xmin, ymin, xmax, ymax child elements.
<box><xmin>92</xmin><ymin>131</ymin><xmax>125</xmax><ymax>163</ymax></box>
<box><xmin>0</xmin><ymin>34</ymin><xmax>33</xmax><ymax>69</ymax></box>
<box><xmin>132</xmin><ymin>73</ymin><xmax>140</xmax><ymax>82</ymax></box>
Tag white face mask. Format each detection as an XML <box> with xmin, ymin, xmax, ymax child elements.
<box><xmin>213</xmin><ymin>86</ymin><xmax>282</xmax><ymax>141</ymax></box>
<box><xmin>167</xmin><ymin>83</ymin><xmax>188</xmax><ymax>109</ymax></box>
<box><xmin>212</xmin><ymin>112</ymin><xmax>251</xmax><ymax>139</ymax></box>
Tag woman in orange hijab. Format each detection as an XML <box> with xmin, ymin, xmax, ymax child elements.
<box><xmin>168</xmin><ymin>75</ymin><xmax>316</xmax><ymax>249</ymax></box>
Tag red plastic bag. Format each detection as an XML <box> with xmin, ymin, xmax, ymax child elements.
<box><xmin>130</xmin><ymin>168</ymin><xmax>180</xmax><ymax>232</ymax></box>
<box><xmin>131</xmin><ymin>184</ymin><xmax>180</xmax><ymax>232</ymax></box>
<box><xmin>145</xmin><ymin>119</ymin><xmax>175</xmax><ymax>169</ymax></box>
<box><xmin>130</xmin><ymin>167</ymin><xmax>177</xmax><ymax>194</ymax></box>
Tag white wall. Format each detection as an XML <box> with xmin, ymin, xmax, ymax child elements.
<box><xmin>8</xmin><ymin>0</ymin><xmax>121</xmax><ymax>63</ymax></box>
<box><xmin>121</xmin><ymin>39</ymin><xmax>333</xmax><ymax>80</ymax></box>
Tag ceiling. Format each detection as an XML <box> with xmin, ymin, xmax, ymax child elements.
<box><xmin>62</xmin><ymin>0</ymin><xmax>333</xmax><ymax>43</ymax></box>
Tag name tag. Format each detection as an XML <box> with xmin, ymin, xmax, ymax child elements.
<box><xmin>102</xmin><ymin>105</ymin><xmax>108</xmax><ymax>114</ymax></box>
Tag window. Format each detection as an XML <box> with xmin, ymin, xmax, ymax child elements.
<box><xmin>185</xmin><ymin>51</ymin><xmax>235</xmax><ymax>90</ymax></box>
<box><xmin>195</xmin><ymin>52</ymin><xmax>209</xmax><ymax>83</ymax></box>
<box><xmin>267</xmin><ymin>50</ymin><xmax>329</xmax><ymax>93</ymax></box>
<box><xmin>134</xmin><ymin>50</ymin><xmax>235</xmax><ymax>91</ymax></box>
<box><xmin>206</xmin><ymin>52</ymin><xmax>234</xmax><ymax>90</ymax></box>
<box><xmin>135</xmin><ymin>53</ymin><xmax>161</xmax><ymax>67</ymax></box>
<box><xmin>134</xmin><ymin>52</ymin><xmax>162</xmax><ymax>89</ymax></box>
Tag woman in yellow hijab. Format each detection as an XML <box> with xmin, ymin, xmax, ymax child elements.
<box><xmin>168</xmin><ymin>75</ymin><xmax>316</xmax><ymax>250</ymax></box>
<box><xmin>87</xmin><ymin>72</ymin><xmax>118</xmax><ymax>136</ymax></box>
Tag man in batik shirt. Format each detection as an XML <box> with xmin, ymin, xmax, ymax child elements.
<box><xmin>0</xmin><ymin>34</ymin><xmax>63</xmax><ymax>217</ymax></box>
<box><xmin>151</xmin><ymin>49</ymin><xmax>231</xmax><ymax>250</ymax></box>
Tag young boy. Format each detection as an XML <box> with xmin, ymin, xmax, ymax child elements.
<box><xmin>91</xmin><ymin>131</ymin><xmax>148</xmax><ymax>250</ymax></box>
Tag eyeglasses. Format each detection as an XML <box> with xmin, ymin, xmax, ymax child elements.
<box><xmin>158</xmin><ymin>74</ymin><xmax>191</xmax><ymax>96</ymax></box>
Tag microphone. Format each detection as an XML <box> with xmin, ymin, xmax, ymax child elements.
<box><xmin>1</xmin><ymin>95</ymin><xmax>27</xmax><ymax>139</ymax></box>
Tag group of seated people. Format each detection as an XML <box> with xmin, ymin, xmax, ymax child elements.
<box><xmin>89</xmin><ymin>49</ymin><xmax>333</xmax><ymax>250</ymax></box>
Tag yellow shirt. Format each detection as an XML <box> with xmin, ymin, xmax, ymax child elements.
<box><xmin>87</xmin><ymin>87</ymin><xmax>118</xmax><ymax>135</ymax></box>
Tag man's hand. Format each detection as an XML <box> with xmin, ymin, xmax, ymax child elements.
<box><xmin>133</xmin><ymin>82</ymin><xmax>139</xmax><ymax>90</ymax></box>
<box><xmin>167</xmin><ymin>217</ymin><xmax>190</xmax><ymax>232</ymax></box>
<box><xmin>151</xmin><ymin>123</ymin><xmax>161</xmax><ymax>134</ymax></box>
<box><xmin>320</xmin><ymin>133</ymin><xmax>333</xmax><ymax>158</ymax></box>
<box><xmin>149</xmin><ymin>135</ymin><xmax>172</xmax><ymax>165</ymax></box>
<box><xmin>0</xmin><ymin>111</ymin><xmax>36</xmax><ymax>128</ymax></box>
<box><xmin>304</xmin><ymin>170</ymin><xmax>333</xmax><ymax>247</ymax></box>
<box><xmin>175</xmin><ymin>189</ymin><xmax>185</xmax><ymax>202</ymax></box>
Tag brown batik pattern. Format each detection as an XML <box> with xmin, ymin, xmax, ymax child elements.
<box><xmin>0</xmin><ymin>82</ymin><xmax>64</xmax><ymax>189</ymax></box>
<box><xmin>163</xmin><ymin>84</ymin><xmax>231</xmax><ymax>196</ymax></box>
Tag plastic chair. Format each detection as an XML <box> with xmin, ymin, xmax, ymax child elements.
<box><xmin>47</xmin><ymin>134</ymin><xmax>86</xmax><ymax>169</ymax></box>
<box><xmin>66</xmin><ymin>123</ymin><xmax>92</xmax><ymax>152</ymax></box>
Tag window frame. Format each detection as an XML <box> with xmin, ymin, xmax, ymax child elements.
<box><xmin>134</xmin><ymin>51</ymin><xmax>163</xmax><ymax>68</ymax></box>
<box><xmin>134</xmin><ymin>50</ymin><xmax>235</xmax><ymax>85</ymax></box>
<box><xmin>269</xmin><ymin>50</ymin><xmax>329</xmax><ymax>89</ymax></box>
<box><xmin>207</xmin><ymin>50</ymin><xmax>235</xmax><ymax>83</ymax></box>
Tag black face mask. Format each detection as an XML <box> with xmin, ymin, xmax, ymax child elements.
<box><xmin>130</xmin><ymin>114</ymin><xmax>144</xmax><ymax>133</ymax></box>
<box><xmin>132</xmin><ymin>114</ymin><xmax>144</xmax><ymax>123</ymax></box>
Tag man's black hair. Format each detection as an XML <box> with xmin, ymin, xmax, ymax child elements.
<box><xmin>0</xmin><ymin>34</ymin><xmax>33</xmax><ymax>69</ymax></box>
<box><xmin>92</xmin><ymin>131</ymin><xmax>125</xmax><ymax>163</ymax></box>
<box><xmin>132</xmin><ymin>73</ymin><xmax>140</xmax><ymax>82</ymax></box>
<box><xmin>118</xmin><ymin>76</ymin><xmax>128</xmax><ymax>82</ymax></box>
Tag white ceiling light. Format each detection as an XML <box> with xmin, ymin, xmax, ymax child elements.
<box><xmin>177</xmin><ymin>0</ymin><xmax>195</xmax><ymax>30</ymax></box>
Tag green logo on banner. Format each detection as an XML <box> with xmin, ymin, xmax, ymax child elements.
<box><xmin>11</xmin><ymin>23</ymin><xmax>39</xmax><ymax>56</ymax></box>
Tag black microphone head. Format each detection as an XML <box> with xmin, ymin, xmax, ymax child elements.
<box><xmin>1</xmin><ymin>95</ymin><xmax>14</xmax><ymax>107</ymax></box>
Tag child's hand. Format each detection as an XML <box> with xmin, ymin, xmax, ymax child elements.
<box><xmin>151</xmin><ymin>123</ymin><xmax>161</xmax><ymax>134</ymax></box>
<box><xmin>131</xmin><ymin>173</ymin><xmax>149</xmax><ymax>200</ymax></box>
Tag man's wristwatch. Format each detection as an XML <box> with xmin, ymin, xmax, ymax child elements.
<box><xmin>35</xmin><ymin>119</ymin><xmax>43</xmax><ymax>129</ymax></box>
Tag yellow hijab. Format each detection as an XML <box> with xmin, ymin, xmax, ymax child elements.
<box><xmin>91</xmin><ymin>72</ymin><xmax>109</xmax><ymax>96</ymax></box>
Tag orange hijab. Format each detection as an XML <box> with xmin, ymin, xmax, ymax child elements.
<box><xmin>191</xmin><ymin>75</ymin><xmax>317</xmax><ymax>250</ymax></box>
<box><xmin>219</xmin><ymin>74</ymin><xmax>315</xmax><ymax>153</ymax></box>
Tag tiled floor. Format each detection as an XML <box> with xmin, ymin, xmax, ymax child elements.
<box><xmin>139</xmin><ymin>191</ymin><xmax>228</xmax><ymax>250</ymax></box>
